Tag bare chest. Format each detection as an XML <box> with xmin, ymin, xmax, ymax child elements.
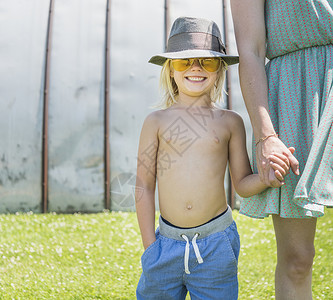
<box><xmin>156</xmin><ymin>112</ymin><xmax>230</xmax><ymax>175</ymax></box>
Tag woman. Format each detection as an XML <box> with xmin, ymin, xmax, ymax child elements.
<box><xmin>231</xmin><ymin>0</ymin><xmax>333</xmax><ymax>299</ymax></box>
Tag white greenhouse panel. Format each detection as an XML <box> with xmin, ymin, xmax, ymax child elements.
<box><xmin>0</xmin><ymin>0</ymin><xmax>243</xmax><ymax>213</ymax></box>
<box><xmin>109</xmin><ymin>0</ymin><xmax>164</xmax><ymax>211</ymax></box>
<box><xmin>0</xmin><ymin>0</ymin><xmax>50</xmax><ymax>213</ymax></box>
<box><xmin>47</xmin><ymin>0</ymin><xmax>106</xmax><ymax>212</ymax></box>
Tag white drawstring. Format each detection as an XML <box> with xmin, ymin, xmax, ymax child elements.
<box><xmin>181</xmin><ymin>235</ymin><xmax>190</xmax><ymax>274</ymax></box>
<box><xmin>181</xmin><ymin>233</ymin><xmax>204</xmax><ymax>274</ymax></box>
<box><xmin>192</xmin><ymin>233</ymin><xmax>203</xmax><ymax>263</ymax></box>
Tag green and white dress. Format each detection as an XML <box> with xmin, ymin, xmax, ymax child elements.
<box><xmin>240</xmin><ymin>0</ymin><xmax>333</xmax><ymax>218</ymax></box>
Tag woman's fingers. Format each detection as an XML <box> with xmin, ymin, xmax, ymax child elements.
<box><xmin>257</xmin><ymin>147</ymin><xmax>282</xmax><ymax>187</ymax></box>
<box><xmin>268</xmin><ymin>168</ymin><xmax>284</xmax><ymax>186</ymax></box>
<box><xmin>287</xmin><ymin>150</ymin><xmax>300</xmax><ymax>175</ymax></box>
<box><xmin>269</xmin><ymin>147</ymin><xmax>297</xmax><ymax>183</ymax></box>
<box><xmin>256</xmin><ymin>137</ymin><xmax>300</xmax><ymax>187</ymax></box>
<box><xmin>275</xmin><ymin>171</ymin><xmax>285</xmax><ymax>184</ymax></box>
<box><xmin>288</xmin><ymin>147</ymin><xmax>295</xmax><ymax>154</ymax></box>
<box><xmin>270</xmin><ymin>161</ymin><xmax>288</xmax><ymax>177</ymax></box>
<box><xmin>268</xmin><ymin>154</ymin><xmax>290</xmax><ymax>173</ymax></box>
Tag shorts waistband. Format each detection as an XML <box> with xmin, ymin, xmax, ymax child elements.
<box><xmin>159</xmin><ymin>206</ymin><xmax>233</xmax><ymax>241</ymax></box>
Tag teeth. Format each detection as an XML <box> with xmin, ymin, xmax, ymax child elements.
<box><xmin>187</xmin><ymin>77</ymin><xmax>205</xmax><ymax>82</ymax></box>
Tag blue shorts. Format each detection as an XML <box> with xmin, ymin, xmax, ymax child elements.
<box><xmin>136</xmin><ymin>206</ymin><xmax>240</xmax><ymax>300</ymax></box>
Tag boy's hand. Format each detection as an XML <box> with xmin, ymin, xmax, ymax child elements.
<box><xmin>268</xmin><ymin>147</ymin><xmax>296</xmax><ymax>185</ymax></box>
<box><xmin>143</xmin><ymin>237</ymin><xmax>157</xmax><ymax>250</ymax></box>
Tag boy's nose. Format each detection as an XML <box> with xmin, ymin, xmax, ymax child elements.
<box><xmin>190</xmin><ymin>59</ymin><xmax>202</xmax><ymax>69</ymax></box>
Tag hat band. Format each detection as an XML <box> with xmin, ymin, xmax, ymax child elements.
<box><xmin>166</xmin><ymin>32</ymin><xmax>225</xmax><ymax>54</ymax></box>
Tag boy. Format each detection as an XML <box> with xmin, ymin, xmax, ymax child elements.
<box><xmin>135</xmin><ymin>17</ymin><xmax>289</xmax><ymax>300</ymax></box>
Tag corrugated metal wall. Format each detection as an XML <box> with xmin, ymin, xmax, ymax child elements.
<box><xmin>109</xmin><ymin>0</ymin><xmax>164</xmax><ymax>211</ymax></box>
<box><xmin>0</xmin><ymin>0</ymin><xmax>250</xmax><ymax>213</ymax></box>
<box><xmin>47</xmin><ymin>0</ymin><xmax>106</xmax><ymax>213</ymax></box>
<box><xmin>0</xmin><ymin>0</ymin><xmax>49</xmax><ymax>212</ymax></box>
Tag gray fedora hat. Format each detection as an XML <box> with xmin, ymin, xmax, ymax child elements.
<box><xmin>149</xmin><ymin>17</ymin><xmax>239</xmax><ymax>66</ymax></box>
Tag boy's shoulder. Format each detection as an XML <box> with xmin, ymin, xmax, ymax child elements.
<box><xmin>216</xmin><ymin>108</ymin><xmax>244</xmax><ymax>125</ymax></box>
<box><xmin>145</xmin><ymin>107</ymin><xmax>180</xmax><ymax>120</ymax></box>
<box><xmin>142</xmin><ymin>109</ymin><xmax>169</xmax><ymax>131</ymax></box>
<box><xmin>144</xmin><ymin>109</ymin><xmax>168</xmax><ymax>122</ymax></box>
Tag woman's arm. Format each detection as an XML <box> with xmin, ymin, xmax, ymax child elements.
<box><xmin>230</xmin><ymin>0</ymin><xmax>299</xmax><ymax>187</ymax></box>
<box><xmin>135</xmin><ymin>112</ymin><xmax>159</xmax><ymax>250</ymax></box>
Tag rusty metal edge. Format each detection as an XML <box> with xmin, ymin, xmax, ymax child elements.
<box><xmin>42</xmin><ymin>0</ymin><xmax>55</xmax><ymax>213</ymax></box>
<box><xmin>164</xmin><ymin>0</ymin><xmax>169</xmax><ymax>50</ymax></box>
<box><xmin>222</xmin><ymin>0</ymin><xmax>235</xmax><ymax>209</ymax></box>
<box><xmin>104</xmin><ymin>0</ymin><xmax>111</xmax><ymax>210</ymax></box>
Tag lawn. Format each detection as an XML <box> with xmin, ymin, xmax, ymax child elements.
<box><xmin>0</xmin><ymin>209</ymin><xmax>332</xmax><ymax>299</ymax></box>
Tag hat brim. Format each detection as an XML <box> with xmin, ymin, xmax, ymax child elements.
<box><xmin>149</xmin><ymin>50</ymin><xmax>239</xmax><ymax>66</ymax></box>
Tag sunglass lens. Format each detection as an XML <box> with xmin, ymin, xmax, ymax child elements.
<box><xmin>172</xmin><ymin>58</ymin><xmax>221</xmax><ymax>72</ymax></box>
<box><xmin>172</xmin><ymin>59</ymin><xmax>192</xmax><ymax>71</ymax></box>
<box><xmin>201</xmin><ymin>58</ymin><xmax>221</xmax><ymax>72</ymax></box>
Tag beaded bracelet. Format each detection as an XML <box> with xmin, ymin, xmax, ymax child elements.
<box><xmin>255</xmin><ymin>133</ymin><xmax>278</xmax><ymax>146</ymax></box>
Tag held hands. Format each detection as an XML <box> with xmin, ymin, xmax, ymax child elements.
<box><xmin>256</xmin><ymin>136</ymin><xmax>300</xmax><ymax>188</ymax></box>
<box><xmin>268</xmin><ymin>147</ymin><xmax>295</xmax><ymax>187</ymax></box>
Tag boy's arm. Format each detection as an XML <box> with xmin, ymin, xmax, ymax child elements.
<box><xmin>135</xmin><ymin>112</ymin><xmax>159</xmax><ymax>250</ymax></box>
<box><xmin>228</xmin><ymin>112</ymin><xmax>275</xmax><ymax>198</ymax></box>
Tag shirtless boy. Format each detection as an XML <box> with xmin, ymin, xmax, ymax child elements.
<box><xmin>135</xmin><ymin>17</ymin><xmax>290</xmax><ymax>300</ymax></box>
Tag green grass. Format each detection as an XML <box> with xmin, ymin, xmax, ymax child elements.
<box><xmin>235</xmin><ymin>210</ymin><xmax>333</xmax><ymax>299</ymax></box>
<box><xmin>0</xmin><ymin>209</ymin><xmax>332</xmax><ymax>299</ymax></box>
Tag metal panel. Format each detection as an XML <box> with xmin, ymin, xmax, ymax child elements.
<box><xmin>0</xmin><ymin>0</ymin><xmax>50</xmax><ymax>213</ymax></box>
<box><xmin>0</xmin><ymin>0</ymin><xmax>245</xmax><ymax>213</ymax></box>
<box><xmin>47</xmin><ymin>0</ymin><xmax>106</xmax><ymax>213</ymax></box>
<box><xmin>109</xmin><ymin>0</ymin><xmax>164</xmax><ymax>211</ymax></box>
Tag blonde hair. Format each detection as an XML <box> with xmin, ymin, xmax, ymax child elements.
<box><xmin>156</xmin><ymin>59</ymin><xmax>228</xmax><ymax>109</ymax></box>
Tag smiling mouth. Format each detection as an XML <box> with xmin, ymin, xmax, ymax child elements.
<box><xmin>186</xmin><ymin>76</ymin><xmax>206</xmax><ymax>82</ymax></box>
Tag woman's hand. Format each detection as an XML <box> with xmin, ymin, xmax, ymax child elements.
<box><xmin>268</xmin><ymin>147</ymin><xmax>296</xmax><ymax>186</ymax></box>
<box><xmin>256</xmin><ymin>137</ymin><xmax>299</xmax><ymax>187</ymax></box>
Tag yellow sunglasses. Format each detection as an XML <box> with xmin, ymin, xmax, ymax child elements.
<box><xmin>171</xmin><ymin>58</ymin><xmax>222</xmax><ymax>73</ymax></box>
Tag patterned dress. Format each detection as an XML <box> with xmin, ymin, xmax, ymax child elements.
<box><xmin>240</xmin><ymin>0</ymin><xmax>333</xmax><ymax>218</ymax></box>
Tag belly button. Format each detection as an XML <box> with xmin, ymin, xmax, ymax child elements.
<box><xmin>187</xmin><ymin>204</ymin><xmax>192</xmax><ymax>210</ymax></box>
